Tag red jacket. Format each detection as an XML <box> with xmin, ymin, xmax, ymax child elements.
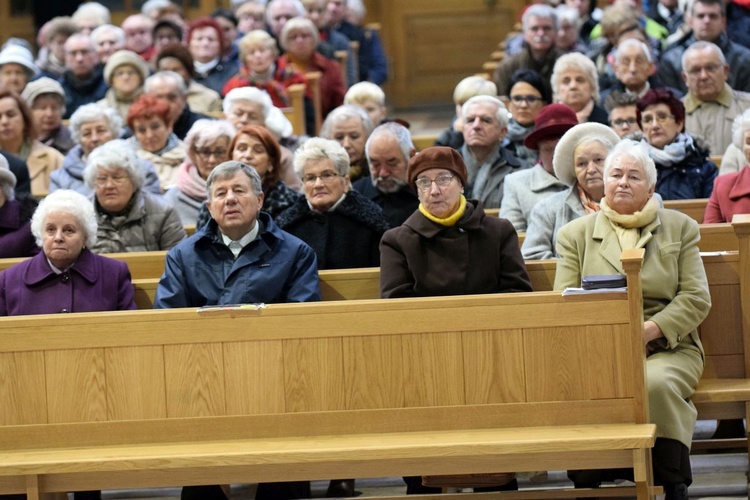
<box><xmin>705</xmin><ymin>166</ymin><xmax>750</xmax><ymax>223</ymax></box>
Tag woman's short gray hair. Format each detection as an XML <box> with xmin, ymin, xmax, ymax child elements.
<box><xmin>144</xmin><ymin>70</ymin><xmax>187</xmax><ymax>96</ymax></box>
<box><xmin>31</xmin><ymin>190</ymin><xmax>97</xmax><ymax>248</ymax></box>
<box><xmin>72</xmin><ymin>2</ymin><xmax>111</xmax><ymax>25</ymax></box>
<box><xmin>320</xmin><ymin>105</ymin><xmax>375</xmax><ymax>140</ymax></box>
<box><xmin>206</xmin><ymin>161</ymin><xmax>263</xmax><ymax>199</ymax></box>
<box><xmin>69</xmin><ymin>104</ymin><xmax>123</xmax><ymax>144</ymax></box>
<box><xmin>279</xmin><ymin>17</ymin><xmax>319</xmax><ymax>52</ymax></box>
<box><xmin>90</xmin><ymin>24</ymin><xmax>125</xmax><ymax>46</ymax></box>
<box><xmin>552</xmin><ymin>52</ymin><xmax>600</xmax><ymax>104</ymax></box>
<box><xmin>556</xmin><ymin>4</ymin><xmax>581</xmax><ymax>29</ymax></box>
<box><xmin>603</xmin><ymin>139</ymin><xmax>657</xmax><ymax>188</ymax></box>
<box><xmin>365</xmin><ymin>122</ymin><xmax>414</xmax><ymax>165</ymax></box>
<box><xmin>185</xmin><ymin>119</ymin><xmax>236</xmax><ymax>151</ymax></box>
<box><xmin>84</xmin><ymin>139</ymin><xmax>145</xmax><ymax>190</ymax></box>
<box><xmin>462</xmin><ymin>95</ymin><xmax>510</xmax><ymax>128</ymax></box>
<box><xmin>222</xmin><ymin>86</ymin><xmax>272</xmax><ymax>118</ymax></box>
<box><xmin>293</xmin><ymin>137</ymin><xmax>350</xmax><ymax>178</ymax></box>
<box><xmin>732</xmin><ymin>108</ymin><xmax>750</xmax><ymax>150</ymax></box>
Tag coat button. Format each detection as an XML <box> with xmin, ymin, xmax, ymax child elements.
<box><xmin>61</xmin><ymin>308</ymin><xmax>69</xmax><ymax>313</ymax></box>
<box><xmin>61</xmin><ymin>274</ymin><xmax>69</xmax><ymax>283</ymax></box>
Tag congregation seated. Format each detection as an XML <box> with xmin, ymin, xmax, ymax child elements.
<box><xmin>636</xmin><ymin>88</ymin><xmax>717</xmax><ymax>200</ymax></box>
<box><xmin>97</xmin><ymin>49</ymin><xmax>149</xmax><ymax>121</ymax></box>
<box><xmin>320</xmin><ymin>104</ymin><xmax>373</xmax><ymax>183</ymax></box>
<box><xmin>435</xmin><ymin>76</ymin><xmax>497</xmax><ymax>151</ymax></box>
<box><xmin>154</xmin><ymin>42</ymin><xmax>223</xmax><ymax>115</ymax></box>
<box><xmin>354</xmin><ymin>121</ymin><xmax>419</xmax><ymax>228</ymax></box>
<box><xmin>0</xmin><ymin>155</ymin><xmax>37</xmax><ymax>258</ymax></box>
<box><xmin>555</xmin><ymin>139</ymin><xmax>711</xmax><ymax>500</ymax></box>
<box><xmin>500</xmin><ymin>103</ymin><xmax>577</xmax><ymax>232</ymax></box>
<box><xmin>523</xmin><ymin>122</ymin><xmax>620</xmax><ymax>259</ymax></box>
<box><xmin>551</xmin><ymin>52</ymin><xmax>608</xmax><ymax>124</ymax></box>
<box><xmin>504</xmin><ymin>69</ymin><xmax>551</xmax><ymax>168</ymax></box>
<box><xmin>0</xmin><ymin>89</ymin><xmax>63</xmax><ymax>197</ymax></box>
<box><xmin>50</xmin><ymin>104</ymin><xmax>162</xmax><ymax>197</ymax></box>
<box><xmin>277</xmin><ymin>137</ymin><xmax>389</xmax><ymax>269</ymax></box>
<box><xmin>21</xmin><ymin>77</ymin><xmax>74</xmax><ymax>155</ymax></box>
<box><xmin>85</xmin><ymin>139</ymin><xmax>185</xmax><ymax>254</ymax></box>
<box><xmin>705</xmin><ymin>108</ymin><xmax>750</xmax><ymax>222</ymax></box>
<box><xmin>126</xmin><ymin>93</ymin><xmax>187</xmax><ymax>188</ymax></box>
<box><xmin>186</xmin><ymin>17</ymin><xmax>239</xmax><ymax>95</ymax></box>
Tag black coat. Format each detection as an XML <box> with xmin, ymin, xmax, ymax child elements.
<box><xmin>1</xmin><ymin>151</ymin><xmax>30</xmax><ymax>198</ymax></box>
<box><xmin>277</xmin><ymin>189</ymin><xmax>389</xmax><ymax>270</ymax></box>
<box><xmin>352</xmin><ymin>177</ymin><xmax>419</xmax><ymax>228</ymax></box>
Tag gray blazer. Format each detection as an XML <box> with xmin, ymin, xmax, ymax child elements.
<box><xmin>521</xmin><ymin>185</ymin><xmax>585</xmax><ymax>260</ymax></box>
<box><xmin>499</xmin><ymin>164</ymin><xmax>568</xmax><ymax>233</ymax></box>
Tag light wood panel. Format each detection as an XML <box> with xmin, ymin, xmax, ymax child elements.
<box><xmin>283</xmin><ymin>337</ymin><xmax>345</xmax><ymax>412</ymax></box>
<box><xmin>45</xmin><ymin>349</ymin><xmax>106</xmax><ymax>424</ymax></box>
<box><xmin>0</xmin><ymin>351</ymin><xmax>47</xmax><ymax>425</ymax></box>
<box><xmin>164</xmin><ymin>343</ymin><xmax>226</xmax><ymax>418</ymax></box>
<box><xmin>462</xmin><ymin>329</ymin><xmax>526</xmax><ymax>404</ymax></box>
<box><xmin>106</xmin><ymin>346</ymin><xmax>167</xmax><ymax>421</ymax></box>
<box><xmin>223</xmin><ymin>341</ymin><xmax>286</xmax><ymax>415</ymax></box>
<box><xmin>343</xmin><ymin>335</ymin><xmax>405</xmax><ymax>409</ymax></box>
<box><xmin>402</xmin><ymin>332</ymin><xmax>465</xmax><ymax>407</ymax></box>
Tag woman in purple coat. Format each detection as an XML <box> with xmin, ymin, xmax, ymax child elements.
<box><xmin>0</xmin><ymin>155</ymin><xmax>38</xmax><ymax>258</ymax></box>
<box><xmin>0</xmin><ymin>189</ymin><xmax>136</xmax><ymax>316</ymax></box>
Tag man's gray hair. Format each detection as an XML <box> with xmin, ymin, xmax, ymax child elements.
<box><xmin>603</xmin><ymin>139</ymin><xmax>658</xmax><ymax>188</ymax></box>
<box><xmin>552</xmin><ymin>52</ymin><xmax>600</xmax><ymax>104</ymax></box>
<box><xmin>90</xmin><ymin>24</ymin><xmax>125</xmax><ymax>46</ymax></box>
<box><xmin>616</xmin><ymin>38</ymin><xmax>653</xmax><ymax>63</ymax></box>
<box><xmin>522</xmin><ymin>4</ymin><xmax>558</xmax><ymax>31</ymax></box>
<box><xmin>462</xmin><ymin>95</ymin><xmax>510</xmax><ymax>128</ymax></box>
<box><xmin>64</xmin><ymin>32</ymin><xmax>96</xmax><ymax>53</ymax></box>
<box><xmin>681</xmin><ymin>40</ymin><xmax>726</xmax><ymax>72</ymax></box>
<box><xmin>266</xmin><ymin>0</ymin><xmax>306</xmax><ymax>24</ymax></box>
<box><xmin>84</xmin><ymin>139</ymin><xmax>145</xmax><ymax>190</ymax></box>
<box><xmin>69</xmin><ymin>104</ymin><xmax>124</xmax><ymax>144</ymax></box>
<box><xmin>320</xmin><ymin>105</ymin><xmax>375</xmax><ymax>139</ymax></box>
<box><xmin>222</xmin><ymin>86</ymin><xmax>273</xmax><ymax>118</ymax></box>
<box><xmin>206</xmin><ymin>161</ymin><xmax>263</xmax><ymax>200</ymax></box>
<box><xmin>365</xmin><ymin>122</ymin><xmax>414</xmax><ymax>164</ymax></box>
<box><xmin>31</xmin><ymin>190</ymin><xmax>98</xmax><ymax>248</ymax></box>
<box><xmin>293</xmin><ymin>137</ymin><xmax>350</xmax><ymax>178</ymax></box>
<box><xmin>145</xmin><ymin>70</ymin><xmax>188</xmax><ymax>96</ymax></box>
<box><xmin>732</xmin><ymin>108</ymin><xmax>750</xmax><ymax>150</ymax></box>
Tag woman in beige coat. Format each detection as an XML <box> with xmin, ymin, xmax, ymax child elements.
<box><xmin>554</xmin><ymin>139</ymin><xmax>711</xmax><ymax>500</ymax></box>
<box><xmin>0</xmin><ymin>89</ymin><xmax>63</xmax><ymax>196</ymax></box>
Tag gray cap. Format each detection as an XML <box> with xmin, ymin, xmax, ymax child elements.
<box><xmin>0</xmin><ymin>44</ymin><xmax>38</xmax><ymax>76</ymax></box>
<box><xmin>21</xmin><ymin>77</ymin><xmax>66</xmax><ymax>109</ymax></box>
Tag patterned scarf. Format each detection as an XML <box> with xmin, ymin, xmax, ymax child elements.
<box><xmin>576</xmin><ymin>183</ymin><xmax>601</xmax><ymax>214</ymax></box>
<box><xmin>642</xmin><ymin>133</ymin><xmax>692</xmax><ymax>167</ymax></box>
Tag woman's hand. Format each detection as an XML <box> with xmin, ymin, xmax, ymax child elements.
<box><xmin>643</xmin><ymin>320</ymin><xmax>664</xmax><ymax>351</ymax></box>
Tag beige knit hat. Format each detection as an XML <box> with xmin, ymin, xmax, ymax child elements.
<box><xmin>553</xmin><ymin>122</ymin><xmax>620</xmax><ymax>187</ymax></box>
<box><xmin>103</xmin><ymin>50</ymin><xmax>150</xmax><ymax>85</ymax></box>
<box><xmin>21</xmin><ymin>77</ymin><xmax>66</xmax><ymax>110</ymax></box>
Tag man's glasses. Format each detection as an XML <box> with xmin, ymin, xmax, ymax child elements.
<box><xmin>611</xmin><ymin>117</ymin><xmax>638</xmax><ymax>128</ymax></box>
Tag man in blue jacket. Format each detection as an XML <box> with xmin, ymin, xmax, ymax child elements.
<box><xmin>154</xmin><ymin>161</ymin><xmax>320</xmax><ymax>309</ymax></box>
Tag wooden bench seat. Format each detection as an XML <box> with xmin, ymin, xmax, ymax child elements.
<box><xmin>0</xmin><ymin>250</ymin><xmax>657</xmax><ymax>499</ymax></box>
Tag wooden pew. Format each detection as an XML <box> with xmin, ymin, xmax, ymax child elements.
<box><xmin>0</xmin><ymin>251</ymin><xmax>657</xmax><ymax>499</ymax></box>
<box><xmin>305</xmin><ymin>71</ymin><xmax>323</xmax><ymax>136</ymax></box>
<box><xmin>411</xmin><ymin>134</ymin><xmax>438</xmax><ymax>152</ymax></box>
<box><xmin>662</xmin><ymin>198</ymin><xmax>707</xmax><ymax>224</ymax></box>
<box><xmin>283</xmin><ymin>83</ymin><xmax>307</xmax><ymax>137</ymax></box>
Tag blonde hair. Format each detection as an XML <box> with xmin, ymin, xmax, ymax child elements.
<box><xmin>344</xmin><ymin>82</ymin><xmax>385</xmax><ymax>107</ymax></box>
<box><xmin>238</xmin><ymin>29</ymin><xmax>279</xmax><ymax>61</ymax></box>
<box><xmin>453</xmin><ymin>76</ymin><xmax>497</xmax><ymax>106</ymax></box>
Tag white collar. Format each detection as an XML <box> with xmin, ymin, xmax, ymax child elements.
<box><xmin>219</xmin><ymin>222</ymin><xmax>259</xmax><ymax>258</ymax></box>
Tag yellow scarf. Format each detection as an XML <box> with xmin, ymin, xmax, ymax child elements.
<box><xmin>419</xmin><ymin>195</ymin><xmax>467</xmax><ymax>227</ymax></box>
<box><xmin>600</xmin><ymin>196</ymin><xmax>659</xmax><ymax>250</ymax></box>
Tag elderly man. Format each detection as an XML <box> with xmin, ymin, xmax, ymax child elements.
<box><xmin>605</xmin><ymin>91</ymin><xmax>642</xmax><ymax>138</ymax></box>
<box><xmin>121</xmin><ymin>14</ymin><xmax>156</xmax><ymax>61</ymax></box>
<box><xmin>144</xmin><ymin>71</ymin><xmax>211</xmax><ymax>140</ymax></box>
<box><xmin>90</xmin><ymin>24</ymin><xmax>126</xmax><ymax>64</ymax></box>
<box><xmin>58</xmin><ymin>33</ymin><xmax>107</xmax><ymax>119</ymax></box>
<box><xmin>500</xmin><ymin>103</ymin><xmax>576</xmax><ymax>232</ymax></box>
<box><xmin>353</xmin><ymin>122</ymin><xmax>418</xmax><ymax>228</ymax></box>
<box><xmin>601</xmin><ymin>38</ymin><xmax>680</xmax><ymax>103</ymax></box>
<box><xmin>659</xmin><ymin>0</ymin><xmax>750</xmax><ymax>94</ymax></box>
<box><xmin>267</xmin><ymin>0</ymin><xmax>305</xmax><ymax>41</ymax></box>
<box><xmin>681</xmin><ymin>41</ymin><xmax>750</xmax><ymax>155</ymax></box>
<box><xmin>459</xmin><ymin>95</ymin><xmax>525</xmax><ymax>209</ymax></box>
<box><xmin>494</xmin><ymin>4</ymin><xmax>562</xmax><ymax>97</ymax></box>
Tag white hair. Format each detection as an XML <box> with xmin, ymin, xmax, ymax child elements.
<box><xmin>184</xmin><ymin>119</ymin><xmax>236</xmax><ymax>152</ymax></box>
<box><xmin>279</xmin><ymin>17</ymin><xmax>319</xmax><ymax>52</ymax></box>
<box><xmin>345</xmin><ymin>81</ymin><xmax>386</xmax><ymax>107</ymax></box>
<box><xmin>141</xmin><ymin>0</ymin><xmax>171</xmax><ymax>16</ymax></box>
<box><xmin>552</xmin><ymin>52</ymin><xmax>600</xmax><ymax>104</ymax></box>
<box><xmin>0</xmin><ymin>155</ymin><xmax>13</xmax><ymax>201</ymax></box>
<box><xmin>31</xmin><ymin>190</ymin><xmax>98</xmax><ymax>248</ymax></box>
<box><xmin>732</xmin><ymin>108</ymin><xmax>750</xmax><ymax>150</ymax></box>
<box><xmin>266</xmin><ymin>0</ymin><xmax>306</xmax><ymax>23</ymax></box>
<box><xmin>90</xmin><ymin>24</ymin><xmax>126</xmax><ymax>46</ymax></box>
<box><xmin>72</xmin><ymin>2</ymin><xmax>111</xmax><ymax>25</ymax></box>
<box><xmin>681</xmin><ymin>40</ymin><xmax>725</xmax><ymax>72</ymax></box>
<box><xmin>84</xmin><ymin>139</ymin><xmax>145</xmax><ymax>190</ymax></box>
<box><xmin>365</xmin><ymin>122</ymin><xmax>414</xmax><ymax>164</ymax></box>
<box><xmin>462</xmin><ymin>95</ymin><xmax>510</xmax><ymax>128</ymax></box>
<box><xmin>144</xmin><ymin>71</ymin><xmax>187</xmax><ymax>96</ymax></box>
<box><xmin>222</xmin><ymin>86</ymin><xmax>272</xmax><ymax>118</ymax></box>
<box><xmin>293</xmin><ymin>137</ymin><xmax>351</xmax><ymax>178</ymax></box>
<box><xmin>452</xmin><ymin>76</ymin><xmax>497</xmax><ymax>106</ymax></box>
<box><xmin>555</xmin><ymin>4</ymin><xmax>581</xmax><ymax>29</ymax></box>
<box><xmin>616</xmin><ymin>38</ymin><xmax>653</xmax><ymax>63</ymax></box>
<box><xmin>69</xmin><ymin>104</ymin><xmax>124</xmax><ymax>144</ymax></box>
<box><xmin>522</xmin><ymin>4</ymin><xmax>558</xmax><ymax>31</ymax></box>
<box><xmin>320</xmin><ymin>105</ymin><xmax>375</xmax><ymax>139</ymax></box>
<box><xmin>603</xmin><ymin>139</ymin><xmax>657</xmax><ymax>188</ymax></box>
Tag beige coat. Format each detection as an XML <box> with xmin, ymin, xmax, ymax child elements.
<box><xmin>27</xmin><ymin>140</ymin><xmax>64</xmax><ymax>196</ymax></box>
<box><xmin>683</xmin><ymin>84</ymin><xmax>750</xmax><ymax>156</ymax></box>
<box><xmin>554</xmin><ymin>209</ymin><xmax>711</xmax><ymax>448</ymax></box>
<box><xmin>187</xmin><ymin>81</ymin><xmax>222</xmax><ymax>115</ymax></box>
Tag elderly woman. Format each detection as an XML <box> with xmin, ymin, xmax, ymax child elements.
<box><xmin>637</xmin><ymin>88</ymin><xmax>717</xmax><ymax>200</ymax></box>
<box><xmin>435</xmin><ymin>76</ymin><xmax>498</xmax><ymax>151</ymax></box>
<box><xmin>0</xmin><ymin>89</ymin><xmax>64</xmax><ymax>197</ymax></box>
<box><xmin>0</xmin><ymin>155</ymin><xmax>38</xmax><ymax>257</ymax></box>
<box><xmin>705</xmin><ymin>109</ymin><xmax>750</xmax><ymax>222</ymax></box>
<box><xmin>500</xmin><ymin>103</ymin><xmax>578</xmax><ymax>232</ymax></box>
<box><xmin>277</xmin><ymin>138</ymin><xmax>388</xmax><ymax>269</ymax></box>
<box><xmin>504</xmin><ymin>69</ymin><xmax>551</xmax><ymax>167</ymax></box>
<box><xmin>0</xmin><ymin>189</ymin><xmax>136</xmax><ymax>316</ymax></box>
<box><xmin>90</xmin><ymin>24</ymin><xmax>126</xmax><ymax>64</ymax></box>
<box><xmin>85</xmin><ymin>140</ymin><xmax>185</xmax><ymax>253</ymax></box>
<box><xmin>187</xmin><ymin>17</ymin><xmax>239</xmax><ymax>94</ymax></box>
<box><xmin>97</xmin><ymin>50</ymin><xmax>150</xmax><ymax>121</ymax></box>
<box><xmin>321</xmin><ymin>105</ymin><xmax>375</xmax><ymax>183</ymax></box>
<box><xmin>127</xmin><ymin>93</ymin><xmax>186</xmax><ymax>188</ymax></box>
<box><xmin>21</xmin><ymin>77</ymin><xmax>74</xmax><ymax>155</ymax></box>
<box><xmin>522</xmin><ymin>122</ymin><xmax>620</xmax><ymax>259</ymax></box>
<box><xmin>555</xmin><ymin>140</ymin><xmax>710</xmax><ymax>500</ymax></box>
<box><xmin>50</xmin><ymin>104</ymin><xmax>162</xmax><ymax>196</ymax></box>
<box><xmin>164</xmin><ymin>119</ymin><xmax>235</xmax><ymax>225</ymax></box>
<box><xmin>155</xmin><ymin>43</ymin><xmax>223</xmax><ymax>115</ymax></box>
<box><xmin>0</xmin><ymin>44</ymin><xmax>38</xmax><ymax>94</ymax></box>
<box><xmin>551</xmin><ymin>53</ymin><xmax>608</xmax><ymax>125</ymax></box>
<box><xmin>278</xmin><ymin>17</ymin><xmax>346</xmax><ymax>118</ymax></box>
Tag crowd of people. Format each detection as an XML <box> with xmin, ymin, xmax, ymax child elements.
<box><xmin>1</xmin><ymin>0</ymin><xmax>750</xmax><ymax>498</ymax></box>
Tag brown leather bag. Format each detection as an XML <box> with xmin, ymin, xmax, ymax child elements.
<box><xmin>421</xmin><ymin>472</ymin><xmax>516</xmax><ymax>488</ymax></box>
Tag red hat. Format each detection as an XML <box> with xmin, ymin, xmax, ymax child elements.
<box><xmin>523</xmin><ymin>103</ymin><xmax>579</xmax><ymax>150</ymax></box>
<box><xmin>407</xmin><ymin>146</ymin><xmax>467</xmax><ymax>190</ymax></box>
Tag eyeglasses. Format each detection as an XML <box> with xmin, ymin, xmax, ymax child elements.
<box><xmin>94</xmin><ymin>174</ymin><xmax>130</xmax><ymax>187</ymax></box>
<box><xmin>611</xmin><ymin>117</ymin><xmax>638</xmax><ymax>128</ymax></box>
<box><xmin>302</xmin><ymin>171</ymin><xmax>341</xmax><ymax>185</ymax></box>
<box><xmin>640</xmin><ymin>112</ymin><xmax>675</xmax><ymax>126</ymax></box>
<box><xmin>195</xmin><ymin>148</ymin><xmax>228</xmax><ymax>160</ymax></box>
<box><xmin>510</xmin><ymin>95</ymin><xmax>543</xmax><ymax>105</ymax></box>
<box><xmin>415</xmin><ymin>174</ymin><xmax>455</xmax><ymax>191</ymax></box>
<box><xmin>685</xmin><ymin>63</ymin><xmax>722</xmax><ymax>77</ymax></box>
